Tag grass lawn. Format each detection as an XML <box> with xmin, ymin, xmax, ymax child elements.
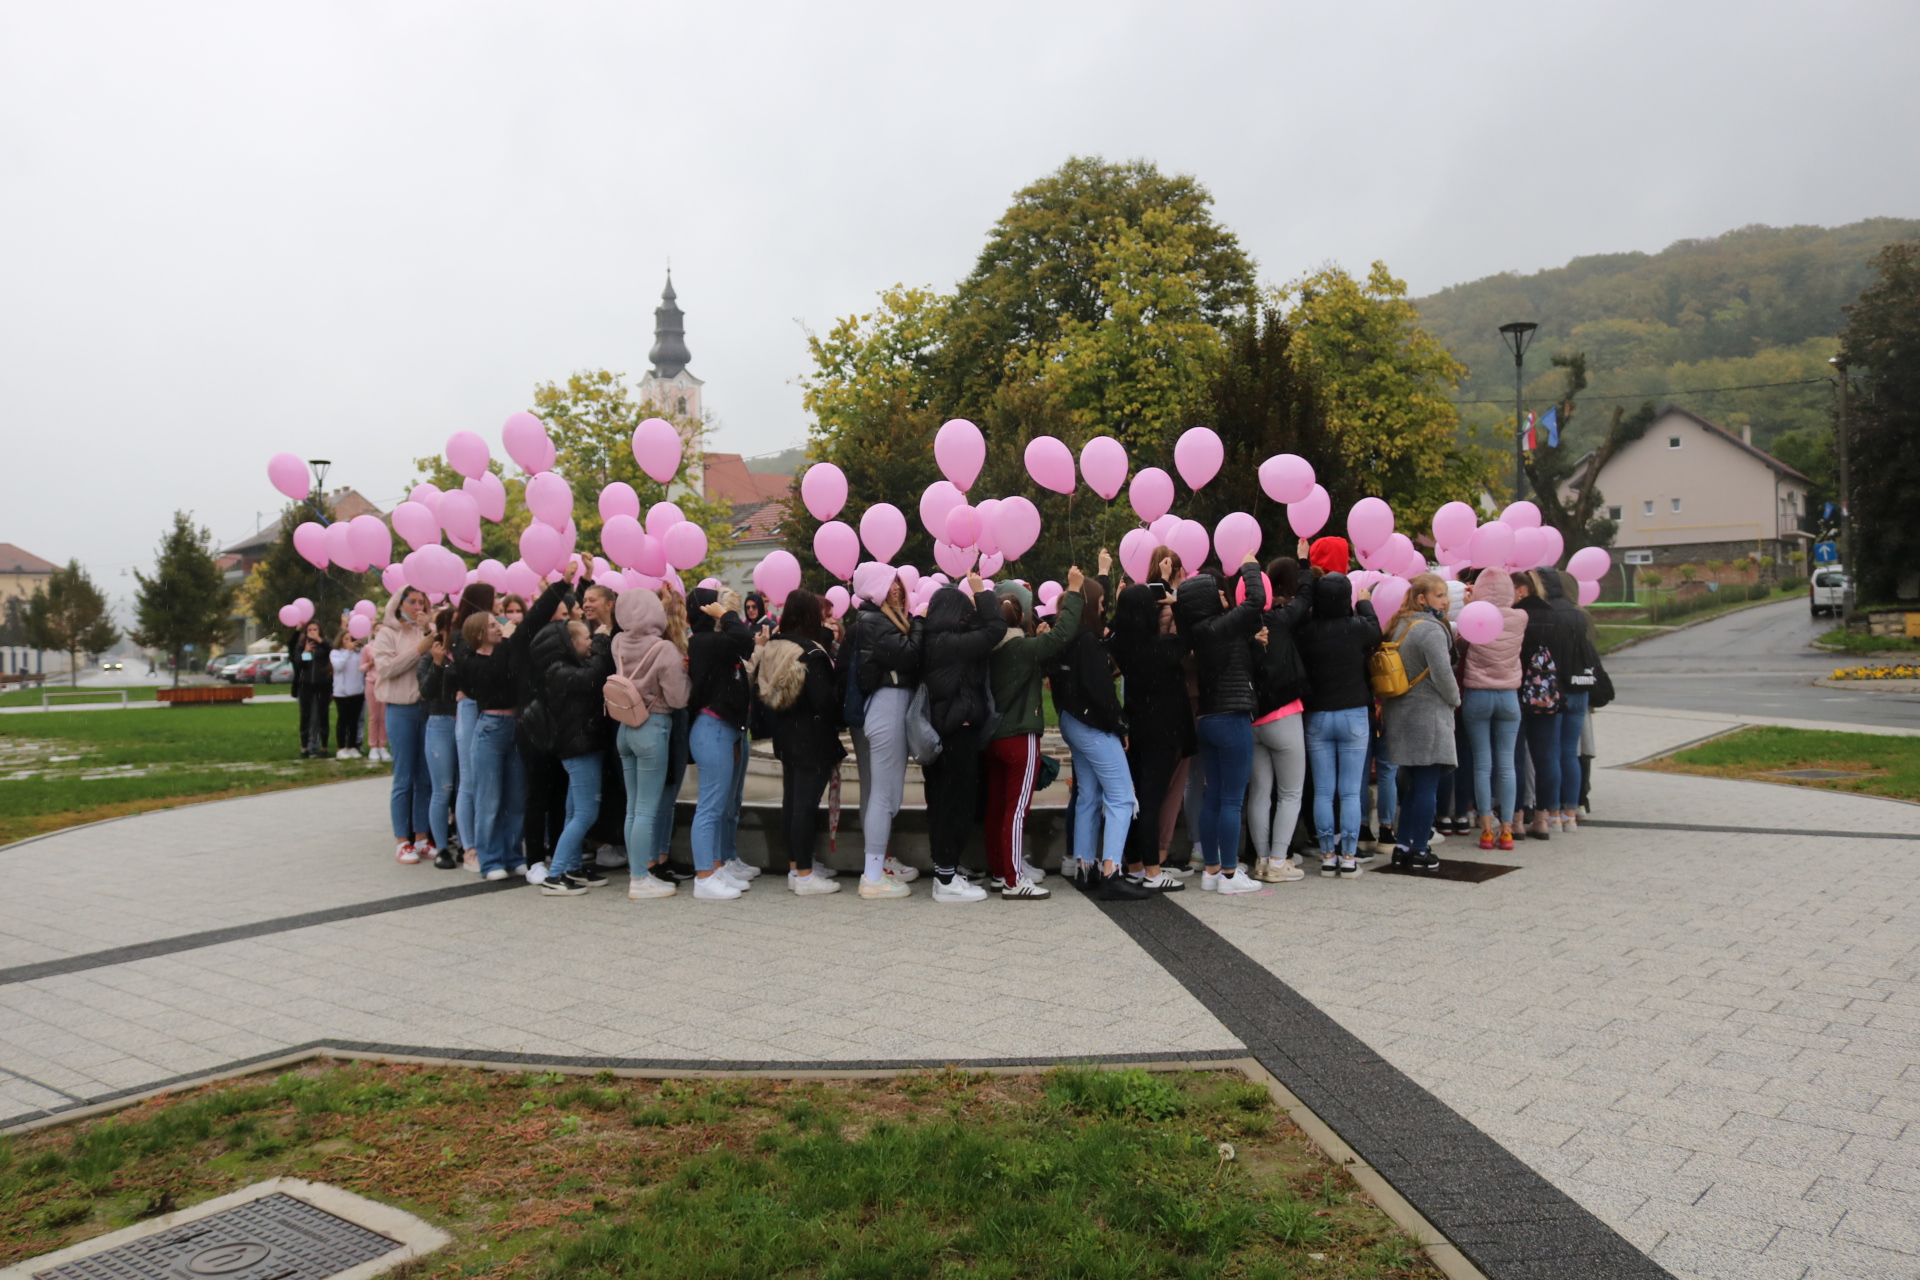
<box><xmin>1816</xmin><ymin>627</ymin><xmax>1920</xmax><ymax>655</ymax></box>
<box><xmin>1640</xmin><ymin>725</ymin><xmax>1920</xmax><ymax>803</ymax></box>
<box><xmin>0</xmin><ymin>1060</ymin><xmax>1438</xmax><ymax>1280</ymax></box>
<box><xmin>0</xmin><ymin>704</ymin><xmax>377</xmax><ymax>846</ymax></box>
<box><xmin>0</xmin><ymin>685</ymin><xmax>163</xmax><ymax>709</ymax></box>
<box><xmin>1595</xmin><ymin>624</ymin><xmax>1667</xmax><ymax>653</ymax></box>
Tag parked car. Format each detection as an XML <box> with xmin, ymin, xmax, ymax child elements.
<box><xmin>260</xmin><ymin>658</ymin><xmax>295</xmax><ymax>684</ymax></box>
<box><xmin>231</xmin><ymin>653</ymin><xmax>286</xmax><ymax>683</ymax></box>
<box><xmin>1810</xmin><ymin>567</ymin><xmax>1849</xmax><ymax>617</ymax></box>
<box><xmin>207</xmin><ymin>654</ymin><xmax>247</xmax><ymax>680</ymax></box>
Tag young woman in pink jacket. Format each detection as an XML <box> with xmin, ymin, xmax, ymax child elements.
<box><xmin>1455</xmin><ymin>568</ymin><xmax>1527</xmax><ymax>850</ymax></box>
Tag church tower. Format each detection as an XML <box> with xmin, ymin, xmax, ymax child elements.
<box><xmin>638</xmin><ymin>272</ymin><xmax>704</xmax><ymax>421</ymax></box>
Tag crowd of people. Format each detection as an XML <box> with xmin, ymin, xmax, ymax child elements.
<box><xmin>309</xmin><ymin>533</ymin><xmax>1607</xmax><ymax>904</ymax></box>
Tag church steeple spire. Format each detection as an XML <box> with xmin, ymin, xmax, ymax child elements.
<box><xmin>647</xmin><ymin>271</ymin><xmax>691</xmax><ymax>378</ymax></box>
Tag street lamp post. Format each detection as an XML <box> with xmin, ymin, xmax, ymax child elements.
<box><xmin>1499</xmin><ymin>322</ymin><xmax>1538</xmax><ymax>501</ymax></box>
<box><xmin>1829</xmin><ymin>358</ymin><xmax>1853</xmax><ymax>613</ymax></box>
<box><xmin>307</xmin><ymin>459</ymin><xmax>332</xmax><ymax>623</ymax></box>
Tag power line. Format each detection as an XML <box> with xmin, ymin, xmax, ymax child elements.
<box><xmin>1449</xmin><ymin>376</ymin><xmax>1833</xmax><ymax>406</ymax></box>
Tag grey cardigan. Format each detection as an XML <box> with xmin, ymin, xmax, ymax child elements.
<box><xmin>1379</xmin><ymin>613</ymin><xmax>1462</xmax><ymax>768</ymax></box>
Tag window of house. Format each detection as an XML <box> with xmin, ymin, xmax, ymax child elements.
<box><xmin>1625</xmin><ymin>550</ymin><xmax>1653</xmax><ymax>565</ymax></box>
<box><xmin>1671</xmin><ymin>498</ymin><xmax>1683</xmax><ymax>513</ymax></box>
<box><xmin>1668</xmin><ymin>436</ymin><xmax>1682</xmax><ymax>449</ymax></box>
<box><xmin>1642</xmin><ymin>500</ymin><xmax>1654</xmax><ymax>516</ymax></box>
<box><xmin>676</xmin><ymin>396</ymin><xmax>687</xmax><ymax>415</ymax></box>
<box><xmin>1607</xmin><ymin>505</ymin><xmax>1623</xmax><ymax>521</ymax></box>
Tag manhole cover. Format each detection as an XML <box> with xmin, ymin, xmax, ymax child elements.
<box><xmin>33</xmin><ymin>1194</ymin><xmax>399</xmax><ymax>1280</ymax></box>
<box><xmin>1761</xmin><ymin>768</ymin><xmax>1876</xmax><ymax>780</ymax></box>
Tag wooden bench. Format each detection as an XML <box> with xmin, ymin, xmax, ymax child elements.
<box><xmin>156</xmin><ymin>685</ymin><xmax>255</xmax><ymax>704</ymax></box>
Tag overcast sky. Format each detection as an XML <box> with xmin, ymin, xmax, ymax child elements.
<box><xmin>4</xmin><ymin>0</ymin><xmax>1915</xmax><ymax>608</ymax></box>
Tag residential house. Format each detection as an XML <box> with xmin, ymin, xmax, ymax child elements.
<box><xmin>0</xmin><ymin>543</ymin><xmax>58</xmax><ymax>676</ymax></box>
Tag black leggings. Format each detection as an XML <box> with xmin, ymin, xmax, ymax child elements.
<box><xmin>333</xmin><ymin>695</ymin><xmax>365</xmax><ymax>751</ymax></box>
<box><xmin>300</xmin><ymin>688</ymin><xmax>331</xmax><ymax>754</ymax></box>
<box><xmin>1126</xmin><ymin>741</ymin><xmax>1181</xmax><ymax>867</ymax></box>
<box><xmin>780</xmin><ymin>762</ymin><xmax>835</xmax><ymax>872</ymax></box>
<box><xmin>923</xmin><ymin>726</ymin><xmax>980</xmax><ymax>873</ymax></box>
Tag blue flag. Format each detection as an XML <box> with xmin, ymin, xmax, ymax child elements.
<box><xmin>1538</xmin><ymin>406</ymin><xmax>1560</xmax><ymax>448</ymax></box>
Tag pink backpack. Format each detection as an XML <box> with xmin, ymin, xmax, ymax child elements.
<box><xmin>604</xmin><ymin>638</ymin><xmax>666</xmax><ymax>728</ymax></box>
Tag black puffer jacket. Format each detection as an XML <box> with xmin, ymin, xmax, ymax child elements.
<box><xmin>851</xmin><ymin>602</ymin><xmax>922</xmax><ymax>695</ymax></box>
<box><xmin>1540</xmin><ymin>567</ymin><xmax>1601</xmax><ymax>690</ymax></box>
<box><xmin>1050</xmin><ymin>621</ymin><xmax>1127</xmax><ymax>736</ymax></box>
<box><xmin>1173</xmin><ymin>563</ymin><xmax>1267</xmax><ymax>717</ymax></box>
<box><xmin>1518</xmin><ymin>570</ymin><xmax>1583</xmax><ymax>704</ymax></box>
<box><xmin>1108</xmin><ymin>585</ymin><xmax>1194</xmax><ymax>757</ymax></box>
<box><xmin>686</xmin><ymin>588</ymin><xmax>755</xmax><ymax>728</ymax></box>
<box><xmin>1296</xmin><ymin>573</ymin><xmax>1381</xmax><ymax>713</ymax></box>
<box><xmin>919</xmin><ymin>586</ymin><xmax>1007</xmax><ymax>738</ymax></box>
<box><xmin>530</xmin><ymin>620</ymin><xmax>614</xmax><ymax>759</ymax></box>
<box><xmin>1254</xmin><ymin>594</ymin><xmax>1315</xmax><ymax>715</ymax></box>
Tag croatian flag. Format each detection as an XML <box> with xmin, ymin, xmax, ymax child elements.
<box><xmin>1523</xmin><ymin>412</ymin><xmax>1537</xmax><ymax>451</ymax></box>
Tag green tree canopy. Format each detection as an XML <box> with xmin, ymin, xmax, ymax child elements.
<box><xmin>132</xmin><ymin>512</ymin><xmax>237</xmax><ymax>687</ymax></box>
<box><xmin>25</xmin><ymin>561</ymin><xmax>119</xmax><ymax>687</ymax></box>
<box><xmin>1838</xmin><ymin>239</ymin><xmax>1920</xmax><ymax>603</ymax></box>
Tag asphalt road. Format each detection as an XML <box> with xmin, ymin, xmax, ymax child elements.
<box><xmin>1606</xmin><ymin>596</ymin><xmax>1920</xmax><ymax>729</ymax></box>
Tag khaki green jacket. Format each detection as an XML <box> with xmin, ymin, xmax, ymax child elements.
<box><xmin>987</xmin><ymin>592</ymin><xmax>1084</xmax><ymax>740</ymax></box>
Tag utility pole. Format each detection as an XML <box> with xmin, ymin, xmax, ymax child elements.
<box><xmin>1830</xmin><ymin>358</ymin><xmax>1853</xmax><ymax>613</ymax></box>
<box><xmin>1499</xmin><ymin>322</ymin><xmax>1538</xmax><ymax>501</ymax></box>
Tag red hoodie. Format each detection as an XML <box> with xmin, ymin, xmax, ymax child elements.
<box><xmin>1309</xmin><ymin>537</ymin><xmax>1350</xmax><ymax>576</ymax></box>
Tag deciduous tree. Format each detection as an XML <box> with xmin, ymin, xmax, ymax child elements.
<box><xmin>132</xmin><ymin>513</ymin><xmax>236</xmax><ymax>687</ymax></box>
<box><xmin>1838</xmin><ymin>240</ymin><xmax>1920</xmax><ymax>603</ymax></box>
<box><xmin>25</xmin><ymin>561</ymin><xmax>119</xmax><ymax>687</ymax></box>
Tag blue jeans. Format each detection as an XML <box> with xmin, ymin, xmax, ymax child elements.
<box><xmin>454</xmin><ymin>698</ymin><xmax>480</xmax><ymax>848</ymax></box>
<box><xmin>551</xmin><ymin>752</ymin><xmax>603</xmax><ymax>879</ymax></box>
<box><xmin>385</xmin><ymin>701</ymin><xmax>432</xmax><ymax>839</ymax></box>
<box><xmin>1522</xmin><ymin>712</ymin><xmax>1562</xmax><ymax>817</ymax></box>
<box><xmin>1558</xmin><ymin>692</ymin><xmax>1589</xmax><ymax>810</ymax></box>
<box><xmin>689</xmin><ymin>712</ymin><xmax>747</xmax><ymax>872</ymax></box>
<box><xmin>1374</xmin><ymin>757</ymin><xmax>1398</xmax><ymax>828</ymax></box>
<box><xmin>470</xmin><ymin>713</ymin><xmax>528</xmax><ymax>874</ymax></box>
<box><xmin>1397</xmin><ymin>763</ymin><xmax>1444</xmax><ymax>855</ymax></box>
<box><xmin>652</xmin><ymin>708</ymin><xmax>690</xmax><ymax>862</ymax></box>
<box><xmin>1306</xmin><ymin>706</ymin><xmax>1370</xmax><ymax>856</ymax></box>
<box><xmin>425</xmin><ymin>714</ymin><xmax>457</xmax><ymax>851</ymax></box>
<box><xmin>1462</xmin><ymin>689</ymin><xmax>1521</xmax><ymax>822</ymax></box>
<box><xmin>617</xmin><ymin>716</ymin><xmax>671</xmax><ymax>877</ymax></box>
<box><xmin>1058</xmin><ymin>711</ymin><xmax>1135</xmax><ymax>867</ymax></box>
<box><xmin>1195</xmin><ymin>713</ymin><xmax>1254</xmax><ymax>872</ymax></box>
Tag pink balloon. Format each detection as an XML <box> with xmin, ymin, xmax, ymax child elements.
<box><xmin>502</xmin><ymin>412</ymin><xmax>551</xmax><ymax>474</ymax></box>
<box><xmin>1149</xmin><ymin>514</ymin><xmax>1181</xmax><ymax>545</ymax></box>
<box><xmin>519</xmin><ymin>522</ymin><xmax>566</xmax><ymax>577</ymax></box>
<box><xmin>391</xmin><ymin>501</ymin><xmax>440</xmax><ymax>551</ymax></box>
<box><xmin>1119</xmin><ymin>527</ymin><xmax>1155</xmax><ymax>582</ymax></box>
<box><xmin>919</xmin><ymin>481</ymin><xmax>963</xmax><ymax>537</ymax></box>
<box><xmin>602</xmin><ymin>514</ymin><xmax>647</xmax><ymax>568</ymax></box>
<box><xmin>348</xmin><ymin>613</ymin><xmax>373</xmax><ymax>640</ymax></box>
<box><xmin>801</xmin><ymin>463</ymin><xmax>848</xmax><ymax>521</ymax></box>
<box><xmin>409</xmin><ymin>482</ymin><xmax>443</xmax><ymax>514</ymax></box>
<box><xmin>1567</xmin><ymin>546</ymin><xmax>1612</xmax><ymax>582</ymax></box>
<box><xmin>1129</xmin><ymin>467</ymin><xmax>1175</xmax><ymax>523</ymax></box>
<box><xmin>1457</xmin><ymin>599</ymin><xmax>1504</xmax><ymax>645</ymax></box>
<box><xmin>1287</xmin><ymin>485</ymin><xmax>1331</xmax><ymax>538</ymax></box>
<box><xmin>503</xmin><ymin>561</ymin><xmax>540</xmax><ymax>598</ymax></box>
<box><xmin>446</xmin><ymin>431</ymin><xmax>491</xmax><ymax>480</ymax></box>
<box><xmin>824</xmin><ymin>585</ymin><xmax>851</xmax><ymax>619</ymax></box>
<box><xmin>1258</xmin><ymin>454</ymin><xmax>1315</xmax><ymax>505</ymax></box>
<box><xmin>525</xmin><ymin>472</ymin><xmax>573</xmax><ymax>529</ymax></box>
<box><xmin>346</xmin><ymin>514</ymin><xmax>392</xmax><ymax>569</ymax></box>
<box><xmin>1370</xmin><ymin>576</ymin><xmax>1411</xmax><ymax>621</ymax></box>
<box><xmin>754</xmin><ymin>549</ymin><xmax>803</xmax><ymax>606</ymax></box>
<box><xmin>1038</xmin><ymin>580</ymin><xmax>1063</xmax><ymax>604</ymax></box>
<box><xmin>464</xmin><ymin>472</ymin><xmax>507</xmax><ymax>523</ymax></box>
<box><xmin>381</xmin><ymin>564</ymin><xmax>408</xmax><ymax>595</ymax></box>
<box><xmin>1537</xmin><ymin>525</ymin><xmax>1565</xmax><ymax>570</ymax></box>
<box><xmin>663</xmin><ymin>521</ymin><xmax>708</xmax><ymax>571</ymax></box>
<box><xmin>1080</xmin><ymin>436</ymin><xmax>1128</xmax><ymax>501</ymax></box>
<box><xmin>1432</xmin><ymin>501</ymin><xmax>1478</xmax><ymax>549</ymax></box>
<box><xmin>1467</xmin><ymin>521</ymin><xmax>1516</xmax><ymax>569</ymax></box>
<box><xmin>277</xmin><ymin>603</ymin><xmax>299</xmax><ymax>628</ymax></box>
<box><xmin>934</xmin><ymin>540</ymin><xmax>977</xmax><ymax>578</ymax></box>
<box><xmin>1577</xmin><ymin>579</ymin><xmax>1601</xmax><ymax>606</ymax></box>
<box><xmin>992</xmin><ymin>496</ymin><xmax>1042</xmax><ymax>561</ymax></box>
<box><xmin>1510</xmin><ymin>527</ymin><xmax>1547</xmax><ymax>570</ymax></box>
<box><xmin>1170</xmin><ymin>519</ymin><xmax>1210</xmax><ymax>572</ymax></box>
<box><xmin>1174</xmin><ymin>427</ymin><xmax>1224</xmax><ymax>490</ymax></box>
<box><xmin>598</xmin><ymin>482</ymin><xmax>641</xmax><ymax>522</ymax></box>
<box><xmin>1500</xmin><ymin>500</ymin><xmax>1542</xmax><ymax>530</ymax></box>
<box><xmin>293</xmin><ymin>521</ymin><xmax>329</xmax><ymax>569</ymax></box>
<box><xmin>267</xmin><ymin>453</ymin><xmax>309</xmax><ymax>501</ymax></box>
<box><xmin>322</xmin><ymin>521</ymin><xmax>357</xmax><ymax>571</ymax></box>
<box><xmin>1347</xmin><ymin>497</ymin><xmax>1395</xmax><ymax>554</ymax></box>
<box><xmin>1233</xmin><ymin>572</ymin><xmax>1274</xmax><ymax>606</ymax></box>
<box><xmin>631</xmin><ymin>417</ymin><xmax>682</xmax><ymax>484</ymax></box>
<box><xmin>1024</xmin><ymin>436</ymin><xmax>1076</xmax><ymax>495</ymax></box>
<box><xmin>1213</xmin><ymin>511</ymin><xmax>1262</xmax><ymax>567</ymax></box>
<box><xmin>813</xmin><ymin>521</ymin><xmax>859</xmax><ymax>579</ymax></box>
<box><xmin>860</xmin><ymin>503</ymin><xmax>907</xmax><ymax>562</ymax></box>
<box><xmin>633</xmin><ymin>532</ymin><xmax>666</xmax><ymax>576</ymax></box>
<box><xmin>646</xmin><ymin>502</ymin><xmax>684</xmax><ymax>541</ymax></box>
<box><xmin>291</xmin><ymin>597</ymin><xmax>315</xmax><ymax>625</ymax></box>
<box><xmin>1378</xmin><ymin>532</ymin><xmax>1416</xmax><ymax>576</ymax></box>
<box><xmin>895</xmin><ymin>565</ymin><xmax>920</xmax><ymax>594</ymax></box>
<box><xmin>943</xmin><ymin>504</ymin><xmax>979</xmax><ymax>549</ymax></box>
<box><xmin>438</xmin><ymin>488</ymin><xmax>481</xmax><ymax>543</ymax></box>
<box><xmin>978</xmin><ymin>552</ymin><xmax>1005</xmax><ymax>577</ymax></box>
<box><xmin>352</xmin><ymin>599</ymin><xmax>377</xmax><ymax>617</ymax></box>
<box><xmin>475</xmin><ymin>560</ymin><xmax>508</xmax><ymax>588</ymax></box>
<box><xmin>972</xmin><ymin>499</ymin><xmax>1002</xmax><ymax>555</ymax></box>
<box><xmin>935</xmin><ymin>419</ymin><xmax>986</xmax><ymax>492</ymax></box>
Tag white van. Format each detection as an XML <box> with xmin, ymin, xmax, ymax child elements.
<box><xmin>1810</xmin><ymin>567</ymin><xmax>1849</xmax><ymax>617</ymax></box>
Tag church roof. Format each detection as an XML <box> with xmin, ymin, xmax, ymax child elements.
<box><xmin>648</xmin><ymin>271</ymin><xmax>692</xmax><ymax>378</ymax></box>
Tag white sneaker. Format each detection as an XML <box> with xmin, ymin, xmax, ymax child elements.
<box><xmin>1339</xmin><ymin>855</ymin><xmax>1363</xmax><ymax>877</ymax></box>
<box><xmin>1430</xmin><ymin>830</ymin><xmax>1446</xmax><ymax>845</ymax></box>
<box><xmin>883</xmin><ymin>856</ymin><xmax>920</xmax><ymax>883</ymax></box>
<box><xmin>483</xmin><ymin>868</ymin><xmax>508</xmax><ymax>881</ymax></box>
<box><xmin>1562</xmin><ymin>814</ymin><xmax>1579</xmax><ymax>832</ymax></box>
<box><xmin>1161</xmin><ymin>863</ymin><xmax>1193</xmax><ymax>877</ymax></box>
<box><xmin>720</xmin><ymin>859</ymin><xmax>762</xmax><ymax>881</ymax></box>
<box><xmin>1218</xmin><ymin>868</ymin><xmax>1261</xmax><ymax>894</ymax></box>
<box><xmin>1320</xmin><ymin>855</ymin><xmax>1340</xmax><ymax>878</ymax></box>
<box><xmin>1548</xmin><ymin>819</ymin><xmax>1562</xmax><ymax>834</ymax></box>
<box><xmin>395</xmin><ymin>841</ymin><xmax>419</xmax><ymax>865</ymax></box>
<box><xmin>1142</xmin><ymin>870</ymin><xmax>1185</xmax><ymax>891</ymax></box>
<box><xmin>859</xmin><ymin>874</ymin><xmax>910</xmax><ymax>899</ymax></box>
<box><xmin>1000</xmin><ymin>878</ymin><xmax>1050</xmax><ymax>900</ymax></box>
<box><xmin>596</xmin><ymin>845</ymin><xmax>629</xmax><ymax>869</ymax></box>
<box><xmin>1267</xmin><ymin>861</ymin><xmax>1305</xmax><ymax>882</ymax></box>
<box><xmin>1201</xmin><ymin>870</ymin><xmax>1221</xmax><ymax>892</ymax></box>
<box><xmin>812</xmin><ymin>865</ymin><xmax>839</xmax><ymax>879</ymax></box>
<box><xmin>525</xmin><ymin>863</ymin><xmax>548</xmax><ymax>886</ymax></box>
<box><xmin>931</xmin><ymin>875</ymin><xmax>988</xmax><ymax>903</ymax></box>
<box><xmin>1020</xmin><ymin>859</ymin><xmax>1047</xmax><ymax>883</ymax></box>
<box><xmin>716</xmin><ymin>862</ymin><xmax>753</xmax><ymax>891</ymax></box>
<box><xmin>335</xmin><ymin>748</ymin><xmax>351</xmax><ymax>759</ymax></box>
<box><xmin>509</xmin><ymin>862</ymin><xmax>529</xmax><ymax>876</ymax></box>
<box><xmin>790</xmin><ymin>871</ymin><xmax>842</xmax><ymax>895</ymax></box>
<box><xmin>693</xmin><ymin>874</ymin><xmax>742</xmax><ymax>901</ymax></box>
<box><xmin>629</xmin><ymin>875</ymin><xmax>675</xmax><ymax>899</ymax></box>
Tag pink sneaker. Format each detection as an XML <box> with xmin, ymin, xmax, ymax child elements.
<box><xmin>396</xmin><ymin>841</ymin><xmax>420</xmax><ymax>864</ymax></box>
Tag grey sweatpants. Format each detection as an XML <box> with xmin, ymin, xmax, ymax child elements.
<box><xmin>1247</xmin><ymin>714</ymin><xmax>1307</xmax><ymax>860</ymax></box>
<box><xmin>853</xmin><ymin>686</ymin><xmax>910</xmax><ymax>864</ymax></box>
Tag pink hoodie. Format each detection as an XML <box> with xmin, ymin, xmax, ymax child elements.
<box><xmin>1461</xmin><ymin>568</ymin><xmax>1526</xmax><ymax>690</ymax></box>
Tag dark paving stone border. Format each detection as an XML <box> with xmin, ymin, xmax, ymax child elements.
<box><xmin>0</xmin><ymin>1039</ymin><xmax>1248</xmax><ymax>1132</ymax></box>
<box><xmin>1096</xmin><ymin>895</ymin><xmax>1673</xmax><ymax>1280</ymax></box>
<box><xmin>1582</xmin><ymin>818</ymin><xmax>1920</xmax><ymax>840</ymax></box>
<box><xmin>0</xmin><ymin>880</ymin><xmax>529</xmax><ymax>987</ymax></box>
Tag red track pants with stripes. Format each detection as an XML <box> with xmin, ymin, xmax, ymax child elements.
<box><xmin>985</xmin><ymin>733</ymin><xmax>1039</xmax><ymax>888</ymax></box>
